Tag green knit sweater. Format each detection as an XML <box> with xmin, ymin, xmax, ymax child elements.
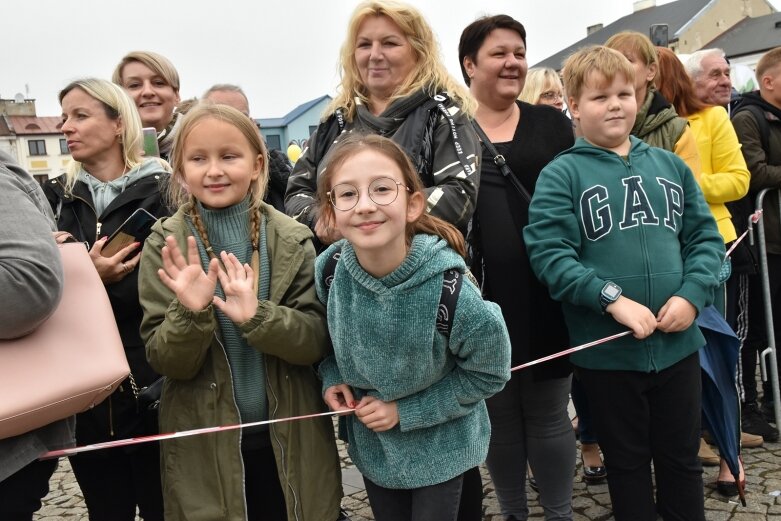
<box><xmin>189</xmin><ymin>198</ymin><xmax>269</xmax><ymax>423</ymax></box>
<box><xmin>316</xmin><ymin>234</ymin><xmax>511</xmax><ymax>489</ymax></box>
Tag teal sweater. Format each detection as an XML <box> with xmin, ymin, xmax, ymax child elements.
<box><xmin>316</xmin><ymin>235</ymin><xmax>511</xmax><ymax>489</ymax></box>
<box><xmin>524</xmin><ymin>137</ymin><xmax>724</xmax><ymax>372</ymax></box>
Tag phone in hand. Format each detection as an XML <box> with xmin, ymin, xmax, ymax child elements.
<box><xmin>142</xmin><ymin>127</ymin><xmax>160</xmax><ymax>158</ymax></box>
<box><xmin>101</xmin><ymin>208</ymin><xmax>157</xmax><ymax>258</ymax></box>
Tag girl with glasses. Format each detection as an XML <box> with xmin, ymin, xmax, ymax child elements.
<box><xmin>316</xmin><ymin>134</ymin><xmax>511</xmax><ymax>521</ymax></box>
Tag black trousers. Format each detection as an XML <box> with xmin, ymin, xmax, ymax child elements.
<box><xmin>742</xmin><ymin>254</ymin><xmax>781</xmax><ymax>404</ymax></box>
<box><xmin>69</xmin><ymin>442</ymin><xmax>163</xmax><ymax>521</ymax></box>
<box><xmin>241</xmin><ymin>432</ymin><xmax>287</xmax><ymax>521</ymax></box>
<box><xmin>577</xmin><ymin>352</ymin><xmax>704</xmax><ymax>521</ymax></box>
<box><xmin>364</xmin><ymin>473</ymin><xmax>464</xmax><ymax>521</ymax></box>
<box><xmin>0</xmin><ymin>458</ymin><xmax>58</xmax><ymax>521</ymax></box>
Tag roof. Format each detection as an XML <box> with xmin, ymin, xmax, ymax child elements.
<box><xmin>7</xmin><ymin>116</ymin><xmax>63</xmax><ymax>135</ymax></box>
<box><xmin>256</xmin><ymin>94</ymin><xmax>331</xmax><ymax>128</ymax></box>
<box><xmin>0</xmin><ymin>115</ymin><xmax>11</xmax><ymax>137</ymax></box>
<box><xmin>533</xmin><ymin>0</ymin><xmax>712</xmax><ymax>70</ymax></box>
<box><xmin>703</xmin><ymin>12</ymin><xmax>781</xmax><ymax>58</ymax></box>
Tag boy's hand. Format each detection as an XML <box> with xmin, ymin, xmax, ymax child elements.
<box><xmin>324</xmin><ymin>384</ymin><xmax>355</xmax><ymax>412</ymax></box>
<box><xmin>656</xmin><ymin>296</ymin><xmax>696</xmax><ymax>333</ymax></box>
<box><xmin>354</xmin><ymin>396</ymin><xmax>399</xmax><ymax>432</ymax></box>
<box><xmin>606</xmin><ymin>296</ymin><xmax>657</xmax><ymax>339</ymax></box>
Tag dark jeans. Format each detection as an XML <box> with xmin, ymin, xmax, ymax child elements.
<box><xmin>577</xmin><ymin>352</ymin><xmax>704</xmax><ymax>521</ymax></box>
<box><xmin>742</xmin><ymin>254</ymin><xmax>781</xmax><ymax>404</ymax></box>
<box><xmin>0</xmin><ymin>458</ymin><xmax>58</xmax><ymax>521</ymax></box>
<box><xmin>571</xmin><ymin>375</ymin><xmax>597</xmax><ymax>444</ymax></box>
<box><xmin>457</xmin><ymin>467</ymin><xmax>483</xmax><ymax>521</ymax></box>
<box><xmin>484</xmin><ymin>372</ymin><xmax>575</xmax><ymax>520</ymax></box>
<box><xmin>69</xmin><ymin>442</ymin><xmax>163</xmax><ymax>521</ymax></box>
<box><xmin>364</xmin><ymin>473</ymin><xmax>464</xmax><ymax>521</ymax></box>
<box><xmin>242</xmin><ymin>432</ymin><xmax>287</xmax><ymax>521</ymax></box>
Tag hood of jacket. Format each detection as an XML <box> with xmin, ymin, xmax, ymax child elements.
<box><xmin>79</xmin><ymin>158</ymin><xmax>169</xmax><ymax>215</ymax></box>
<box><xmin>734</xmin><ymin>90</ymin><xmax>781</xmax><ymax>122</ymax></box>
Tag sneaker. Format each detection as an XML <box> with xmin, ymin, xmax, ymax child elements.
<box><xmin>742</xmin><ymin>402</ymin><xmax>779</xmax><ymax>442</ymax></box>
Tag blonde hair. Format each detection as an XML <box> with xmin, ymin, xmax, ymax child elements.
<box><xmin>325</xmin><ymin>0</ymin><xmax>475</xmax><ymax>120</ymax></box>
<box><xmin>757</xmin><ymin>47</ymin><xmax>781</xmax><ymax>81</ymax></box>
<box><xmin>112</xmin><ymin>51</ymin><xmax>180</xmax><ymax>92</ymax></box>
<box><xmin>59</xmin><ymin>78</ymin><xmax>157</xmax><ymax>192</ymax></box>
<box><xmin>563</xmin><ymin>46</ymin><xmax>635</xmax><ymax>103</ymax></box>
<box><xmin>519</xmin><ymin>68</ymin><xmax>563</xmax><ymax>105</ymax></box>
<box><xmin>317</xmin><ymin>134</ymin><xmax>466</xmax><ymax>258</ymax></box>
<box><xmin>605</xmin><ymin>31</ymin><xmax>657</xmax><ymax>89</ymax></box>
<box><xmin>167</xmin><ymin>103</ymin><xmax>268</xmax><ymax>212</ymax></box>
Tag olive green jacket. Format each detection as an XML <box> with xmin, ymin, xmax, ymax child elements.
<box><xmin>139</xmin><ymin>202</ymin><xmax>342</xmax><ymax>521</ymax></box>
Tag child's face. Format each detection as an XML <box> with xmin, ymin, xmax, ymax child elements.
<box><xmin>328</xmin><ymin>149</ymin><xmax>422</xmax><ymax>257</ymax></box>
<box><xmin>180</xmin><ymin>117</ymin><xmax>261</xmax><ymax>210</ymax></box>
<box><xmin>569</xmin><ymin>72</ymin><xmax>637</xmax><ymax>154</ymax></box>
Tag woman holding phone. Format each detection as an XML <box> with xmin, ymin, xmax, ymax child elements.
<box><xmin>112</xmin><ymin>51</ymin><xmax>181</xmax><ymax>160</ymax></box>
<box><xmin>43</xmin><ymin>78</ymin><xmax>170</xmax><ymax>521</ymax></box>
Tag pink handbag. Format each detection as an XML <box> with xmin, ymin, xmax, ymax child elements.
<box><xmin>0</xmin><ymin>240</ymin><xmax>129</xmax><ymax>439</ymax></box>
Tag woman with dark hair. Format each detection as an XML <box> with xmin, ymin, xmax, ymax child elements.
<box><xmin>459</xmin><ymin>14</ymin><xmax>575</xmax><ymax>521</ymax></box>
<box><xmin>654</xmin><ymin>45</ymin><xmax>751</xmax><ymax>498</ymax></box>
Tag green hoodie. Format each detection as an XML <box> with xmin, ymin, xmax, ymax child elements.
<box><xmin>524</xmin><ymin>137</ymin><xmax>724</xmax><ymax>372</ymax></box>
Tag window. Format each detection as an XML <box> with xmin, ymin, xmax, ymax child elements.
<box><xmin>59</xmin><ymin>139</ymin><xmax>69</xmax><ymax>155</ymax></box>
<box><xmin>266</xmin><ymin>134</ymin><xmax>281</xmax><ymax>151</ymax></box>
<box><xmin>29</xmin><ymin>140</ymin><xmax>47</xmax><ymax>156</ymax></box>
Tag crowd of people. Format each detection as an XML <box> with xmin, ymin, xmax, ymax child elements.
<box><xmin>1</xmin><ymin>1</ymin><xmax>780</xmax><ymax>521</ymax></box>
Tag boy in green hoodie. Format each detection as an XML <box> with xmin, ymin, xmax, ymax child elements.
<box><xmin>524</xmin><ymin>46</ymin><xmax>724</xmax><ymax>521</ymax></box>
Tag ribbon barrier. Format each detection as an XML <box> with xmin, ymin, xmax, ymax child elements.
<box><xmin>40</xmin><ymin>330</ymin><xmax>634</xmax><ymax>459</ymax></box>
<box><xmin>725</xmin><ymin>209</ymin><xmax>763</xmax><ymax>259</ymax></box>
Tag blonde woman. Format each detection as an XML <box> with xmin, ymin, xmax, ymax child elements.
<box><xmin>519</xmin><ymin>67</ymin><xmax>565</xmax><ymax>111</ymax></box>
<box><xmin>43</xmin><ymin>78</ymin><xmax>170</xmax><ymax>521</ymax></box>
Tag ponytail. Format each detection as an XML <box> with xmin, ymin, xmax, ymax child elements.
<box><xmin>411</xmin><ymin>214</ymin><xmax>466</xmax><ymax>259</ymax></box>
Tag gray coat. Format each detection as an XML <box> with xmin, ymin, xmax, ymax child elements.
<box><xmin>0</xmin><ymin>150</ymin><xmax>75</xmax><ymax>481</ymax></box>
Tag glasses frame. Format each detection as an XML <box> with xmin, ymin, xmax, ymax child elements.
<box><xmin>327</xmin><ymin>177</ymin><xmax>410</xmax><ymax>212</ymax></box>
<box><xmin>539</xmin><ymin>90</ymin><xmax>564</xmax><ymax>101</ymax></box>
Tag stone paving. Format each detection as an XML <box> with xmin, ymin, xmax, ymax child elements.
<box><xmin>36</xmin><ymin>423</ymin><xmax>781</xmax><ymax>520</ymax></box>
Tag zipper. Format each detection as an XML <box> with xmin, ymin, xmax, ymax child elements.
<box><xmin>214</xmin><ymin>335</ymin><xmax>250</xmax><ymax>521</ymax></box>
<box><xmin>66</xmin><ymin>192</ymin><xmax>101</xmax><ymax>242</ymax></box>
<box><xmin>108</xmin><ymin>394</ymin><xmax>114</xmax><ymax>436</ymax></box>
<box><xmin>265</xmin><ymin>362</ymin><xmax>301</xmax><ymax>520</ymax></box>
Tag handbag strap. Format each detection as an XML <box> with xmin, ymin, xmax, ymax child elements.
<box><xmin>471</xmin><ymin>120</ymin><xmax>532</xmax><ymax>204</ymax></box>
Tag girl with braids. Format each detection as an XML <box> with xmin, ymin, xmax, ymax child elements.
<box><xmin>317</xmin><ymin>134</ymin><xmax>511</xmax><ymax>521</ymax></box>
<box><xmin>138</xmin><ymin>103</ymin><xmax>343</xmax><ymax>521</ymax></box>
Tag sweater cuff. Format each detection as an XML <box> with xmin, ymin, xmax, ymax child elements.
<box><xmin>674</xmin><ymin>279</ymin><xmax>711</xmax><ymax>313</ymax></box>
<box><xmin>396</xmin><ymin>394</ymin><xmax>424</xmax><ymax>432</ymax></box>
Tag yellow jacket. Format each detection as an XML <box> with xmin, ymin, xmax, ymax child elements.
<box><xmin>687</xmin><ymin>106</ymin><xmax>750</xmax><ymax>242</ymax></box>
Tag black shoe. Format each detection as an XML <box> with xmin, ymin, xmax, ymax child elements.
<box><xmin>761</xmin><ymin>400</ymin><xmax>777</xmax><ymax>424</ymax></box>
<box><xmin>743</xmin><ymin>402</ymin><xmax>779</xmax><ymax>442</ymax></box>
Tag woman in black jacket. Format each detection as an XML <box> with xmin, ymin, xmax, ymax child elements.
<box><xmin>43</xmin><ymin>78</ymin><xmax>170</xmax><ymax>521</ymax></box>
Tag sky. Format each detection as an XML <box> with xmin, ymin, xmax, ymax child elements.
<box><xmin>2</xmin><ymin>0</ymin><xmax>778</xmax><ymax>119</ymax></box>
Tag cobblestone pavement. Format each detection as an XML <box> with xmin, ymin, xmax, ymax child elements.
<box><xmin>37</xmin><ymin>429</ymin><xmax>781</xmax><ymax>520</ymax></box>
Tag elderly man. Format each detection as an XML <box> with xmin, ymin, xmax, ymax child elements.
<box><xmin>203</xmin><ymin>83</ymin><xmax>251</xmax><ymax>116</ymax></box>
<box><xmin>685</xmin><ymin>48</ymin><xmax>733</xmax><ymax>107</ymax></box>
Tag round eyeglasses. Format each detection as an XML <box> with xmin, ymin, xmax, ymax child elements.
<box><xmin>328</xmin><ymin>177</ymin><xmax>410</xmax><ymax>211</ymax></box>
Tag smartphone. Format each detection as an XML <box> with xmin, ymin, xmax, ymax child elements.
<box><xmin>101</xmin><ymin>208</ymin><xmax>157</xmax><ymax>258</ymax></box>
<box><xmin>142</xmin><ymin>127</ymin><xmax>160</xmax><ymax>157</ymax></box>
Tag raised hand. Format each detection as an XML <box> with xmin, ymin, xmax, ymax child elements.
<box><xmin>157</xmin><ymin>235</ymin><xmax>219</xmax><ymax>311</ymax></box>
<box><xmin>212</xmin><ymin>251</ymin><xmax>257</xmax><ymax>324</ymax></box>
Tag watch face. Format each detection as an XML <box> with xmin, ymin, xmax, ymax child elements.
<box><xmin>603</xmin><ymin>283</ymin><xmax>621</xmax><ymax>299</ymax></box>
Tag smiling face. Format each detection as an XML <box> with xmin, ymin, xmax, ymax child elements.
<box><xmin>692</xmin><ymin>54</ymin><xmax>732</xmax><ymax>106</ymax></box>
<box><xmin>119</xmin><ymin>61</ymin><xmax>180</xmax><ymax>131</ymax></box>
<box><xmin>329</xmin><ymin>148</ymin><xmax>422</xmax><ymax>263</ymax></box>
<box><xmin>180</xmin><ymin>117</ymin><xmax>262</xmax><ymax>210</ymax></box>
<box><xmin>60</xmin><ymin>87</ymin><xmax>123</xmax><ymax>166</ymax></box>
<box><xmin>569</xmin><ymin>72</ymin><xmax>637</xmax><ymax>155</ymax></box>
<box><xmin>354</xmin><ymin>15</ymin><xmax>417</xmax><ymax>105</ymax></box>
<box><xmin>463</xmin><ymin>28</ymin><xmax>527</xmax><ymax>107</ymax></box>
